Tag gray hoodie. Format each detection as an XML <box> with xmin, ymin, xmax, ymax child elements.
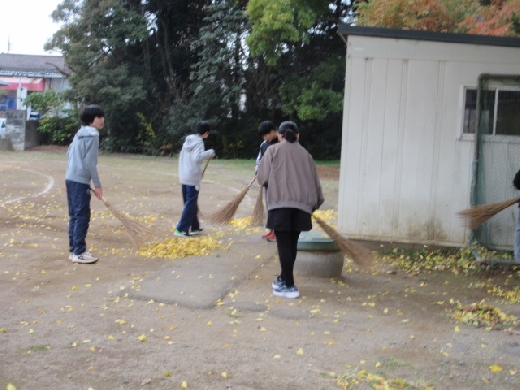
<box><xmin>178</xmin><ymin>134</ymin><xmax>215</xmax><ymax>186</ymax></box>
<box><xmin>65</xmin><ymin>125</ymin><xmax>101</xmax><ymax>187</ymax></box>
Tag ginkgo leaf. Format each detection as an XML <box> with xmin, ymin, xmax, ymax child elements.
<box><xmin>489</xmin><ymin>364</ymin><xmax>503</xmax><ymax>372</ymax></box>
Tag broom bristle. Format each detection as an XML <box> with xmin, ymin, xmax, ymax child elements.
<box><xmin>210</xmin><ymin>177</ymin><xmax>256</xmax><ymax>225</ymax></box>
<box><xmin>102</xmin><ymin>198</ymin><xmax>153</xmax><ymax>247</ymax></box>
<box><xmin>457</xmin><ymin>197</ymin><xmax>520</xmax><ymax>229</ymax></box>
<box><xmin>313</xmin><ymin>215</ymin><xmax>373</xmax><ymax>269</ymax></box>
<box><xmin>251</xmin><ymin>186</ymin><xmax>265</xmax><ymax>226</ymax></box>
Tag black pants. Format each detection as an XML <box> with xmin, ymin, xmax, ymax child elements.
<box><xmin>274</xmin><ymin>230</ymin><xmax>301</xmax><ymax>287</ymax></box>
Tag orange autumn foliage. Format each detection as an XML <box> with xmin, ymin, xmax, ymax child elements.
<box><xmin>356</xmin><ymin>0</ymin><xmax>520</xmax><ymax>37</ymax></box>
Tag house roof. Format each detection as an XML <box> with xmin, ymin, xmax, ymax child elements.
<box><xmin>338</xmin><ymin>25</ymin><xmax>520</xmax><ymax>48</ymax></box>
<box><xmin>0</xmin><ymin>53</ymin><xmax>72</xmax><ymax>78</ymax></box>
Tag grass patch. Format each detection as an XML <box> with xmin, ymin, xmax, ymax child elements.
<box><xmin>26</xmin><ymin>345</ymin><xmax>51</xmax><ymax>353</ymax></box>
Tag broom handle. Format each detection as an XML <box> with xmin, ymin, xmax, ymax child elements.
<box><xmin>89</xmin><ymin>188</ymin><xmax>108</xmax><ymax>204</ymax></box>
<box><xmin>202</xmin><ymin>156</ymin><xmax>212</xmax><ymax>178</ymax></box>
<box><xmin>247</xmin><ymin>176</ymin><xmax>256</xmax><ymax>188</ymax></box>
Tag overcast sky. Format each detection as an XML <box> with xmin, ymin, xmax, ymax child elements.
<box><xmin>0</xmin><ymin>0</ymin><xmax>63</xmax><ymax>56</ymax></box>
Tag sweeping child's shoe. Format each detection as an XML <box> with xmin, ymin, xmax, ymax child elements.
<box><xmin>273</xmin><ymin>285</ymin><xmax>299</xmax><ymax>299</ymax></box>
<box><xmin>72</xmin><ymin>252</ymin><xmax>98</xmax><ymax>264</ymax></box>
<box><xmin>264</xmin><ymin>231</ymin><xmax>276</xmax><ymax>242</ymax></box>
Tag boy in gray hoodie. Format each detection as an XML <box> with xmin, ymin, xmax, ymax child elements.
<box><xmin>65</xmin><ymin>105</ymin><xmax>104</xmax><ymax>263</ymax></box>
<box><xmin>174</xmin><ymin>121</ymin><xmax>216</xmax><ymax>237</ymax></box>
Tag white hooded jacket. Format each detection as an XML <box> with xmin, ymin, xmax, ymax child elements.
<box><xmin>178</xmin><ymin>134</ymin><xmax>215</xmax><ymax>186</ymax></box>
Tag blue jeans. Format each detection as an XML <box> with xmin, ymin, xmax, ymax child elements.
<box><xmin>66</xmin><ymin>180</ymin><xmax>91</xmax><ymax>255</ymax></box>
<box><xmin>176</xmin><ymin>185</ymin><xmax>200</xmax><ymax>233</ymax></box>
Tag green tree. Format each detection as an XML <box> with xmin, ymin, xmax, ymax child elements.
<box><xmin>23</xmin><ymin>90</ymin><xmax>79</xmax><ymax>145</ymax></box>
<box><xmin>246</xmin><ymin>0</ymin><xmax>352</xmax><ymax>155</ymax></box>
<box><xmin>47</xmin><ymin>0</ymin><xmax>151</xmax><ymax>152</ymax></box>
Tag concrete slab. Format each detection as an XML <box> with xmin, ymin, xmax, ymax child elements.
<box><xmin>128</xmin><ymin>232</ymin><xmax>278</xmax><ymax>309</ymax></box>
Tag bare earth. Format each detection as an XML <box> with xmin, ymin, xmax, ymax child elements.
<box><xmin>0</xmin><ymin>150</ymin><xmax>519</xmax><ymax>390</ymax></box>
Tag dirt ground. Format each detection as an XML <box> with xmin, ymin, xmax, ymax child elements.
<box><xmin>1</xmin><ymin>150</ymin><xmax>519</xmax><ymax>390</ymax></box>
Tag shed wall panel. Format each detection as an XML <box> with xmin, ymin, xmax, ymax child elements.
<box><xmin>339</xmin><ymin>34</ymin><xmax>520</xmax><ymax>247</ymax></box>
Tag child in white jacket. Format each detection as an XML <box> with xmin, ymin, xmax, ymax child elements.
<box><xmin>174</xmin><ymin>121</ymin><xmax>215</xmax><ymax>237</ymax></box>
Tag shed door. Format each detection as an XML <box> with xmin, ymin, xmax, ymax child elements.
<box><xmin>473</xmin><ymin>76</ymin><xmax>520</xmax><ymax>250</ymax></box>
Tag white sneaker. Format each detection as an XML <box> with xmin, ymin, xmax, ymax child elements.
<box><xmin>72</xmin><ymin>251</ymin><xmax>98</xmax><ymax>264</ymax></box>
<box><xmin>69</xmin><ymin>252</ymin><xmax>73</xmax><ymax>260</ymax></box>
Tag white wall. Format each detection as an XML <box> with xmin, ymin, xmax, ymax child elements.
<box><xmin>338</xmin><ymin>35</ymin><xmax>520</xmax><ymax>247</ymax></box>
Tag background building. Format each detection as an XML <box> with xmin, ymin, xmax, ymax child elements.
<box><xmin>0</xmin><ymin>53</ymin><xmax>71</xmax><ymax>119</ymax></box>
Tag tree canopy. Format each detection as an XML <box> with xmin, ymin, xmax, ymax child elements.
<box><xmin>356</xmin><ymin>0</ymin><xmax>520</xmax><ymax>36</ymax></box>
<box><xmin>39</xmin><ymin>0</ymin><xmax>520</xmax><ymax>158</ymax></box>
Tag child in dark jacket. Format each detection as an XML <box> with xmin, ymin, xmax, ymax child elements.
<box><xmin>255</xmin><ymin>121</ymin><xmax>278</xmax><ymax>241</ymax></box>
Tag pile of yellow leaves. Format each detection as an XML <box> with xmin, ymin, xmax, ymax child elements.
<box><xmin>335</xmin><ymin>368</ymin><xmax>433</xmax><ymax>390</ymax></box>
<box><xmin>487</xmin><ymin>284</ymin><xmax>520</xmax><ymax>304</ymax></box>
<box><xmin>381</xmin><ymin>247</ymin><xmax>478</xmax><ymax>274</ymax></box>
<box><xmin>452</xmin><ymin>299</ymin><xmax>517</xmax><ymax>330</ymax></box>
<box><xmin>137</xmin><ymin>234</ymin><xmax>228</xmax><ymax>260</ymax></box>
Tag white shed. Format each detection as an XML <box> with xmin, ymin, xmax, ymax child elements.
<box><xmin>337</xmin><ymin>25</ymin><xmax>520</xmax><ymax>249</ymax></box>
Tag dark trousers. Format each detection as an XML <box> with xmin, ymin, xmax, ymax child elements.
<box><xmin>66</xmin><ymin>180</ymin><xmax>91</xmax><ymax>255</ymax></box>
<box><xmin>176</xmin><ymin>185</ymin><xmax>200</xmax><ymax>233</ymax></box>
<box><xmin>274</xmin><ymin>230</ymin><xmax>301</xmax><ymax>287</ymax></box>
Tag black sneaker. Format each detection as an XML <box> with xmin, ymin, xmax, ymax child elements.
<box><xmin>174</xmin><ymin>230</ymin><xmax>191</xmax><ymax>237</ymax></box>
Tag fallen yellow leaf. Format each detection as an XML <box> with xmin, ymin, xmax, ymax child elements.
<box><xmin>489</xmin><ymin>364</ymin><xmax>503</xmax><ymax>372</ymax></box>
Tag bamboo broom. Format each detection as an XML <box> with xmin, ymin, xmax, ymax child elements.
<box><xmin>457</xmin><ymin>197</ymin><xmax>520</xmax><ymax>229</ymax></box>
<box><xmin>312</xmin><ymin>215</ymin><xmax>373</xmax><ymax>269</ymax></box>
<box><xmin>92</xmin><ymin>190</ymin><xmax>153</xmax><ymax>247</ymax></box>
<box><xmin>251</xmin><ymin>186</ymin><xmax>265</xmax><ymax>226</ymax></box>
<box><xmin>210</xmin><ymin>176</ymin><xmax>257</xmax><ymax>225</ymax></box>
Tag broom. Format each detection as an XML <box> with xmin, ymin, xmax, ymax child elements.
<box><xmin>92</xmin><ymin>190</ymin><xmax>153</xmax><ymax>247</ymax></box>
<box><xmin>210</xmin><ymin>176</ymin><xmax>257</xmax><ymax>224</ymax></box>
<box><xmin>312</xmin><ymin>215</ymin><xmax>373</xmax><ymax>269</ymax></box>
<box><xmin>197</xmin><ymin>157</ymin><xmax>213</xmax><ymax>218</ymax></box>
<box><xmin>457</xmin><ymin>197</ymin><xmax>520</xmax><ymax>229</ymax></box>
<box><xmin>251</xmin><ymin>185</ymin><xmax>265</xmax><ymax>226</ymax></box>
